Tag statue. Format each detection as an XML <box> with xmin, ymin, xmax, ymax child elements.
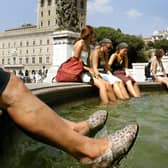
<box><xmin>56</xmin><ymin>0</ymin><xmax>80</xmax><ymax>32</ymax></box>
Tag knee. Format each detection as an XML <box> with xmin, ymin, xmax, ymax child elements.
<box><xmin>1</xmin><ymin>74</ymin><xmax>29</xmax><ymax>106</ymax></box>
<box><xmin>113</xmin><ymin>82</ymin><xmax>120</xmax><ymax>88</ymax></box>
<box><xmin>105</xmin><ymin>83</ymin><xmax>112</xmax><ymax>91</ymax></box>
<box><xmin>10</xmin><ymin>74</ymin><xmax>29</xmax><ymax>93</ymax></box>
<box><xmin>120</xmin><ymin>81</ymin><xmax>125</xmax><ymax>86</ymax></box>
<box><xmin>126</xmin><ymin>80</ymin><xmax>132</xmax><ymax>86</ymax></box>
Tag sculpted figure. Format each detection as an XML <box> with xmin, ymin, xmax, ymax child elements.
<box><xmin>56</xmin><ymin>0</ymin><xmax>80</xmax><ymax>32</ymax></box>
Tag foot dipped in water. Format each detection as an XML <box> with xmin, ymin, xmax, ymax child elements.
<box><xmin>84</xmin><ymin>123</ymin><xmax>139</xmax><ymax>168</ymax></box>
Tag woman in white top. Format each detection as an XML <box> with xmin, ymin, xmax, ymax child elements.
<box><xmin>90</xmin><ymin>39</ymin><xmax>129</xmax><ymax>100</ymax></box>
<box><xmin>73</xmin><ymin>25</ymin><xmax>116</xmax><ymax>104</ymax></box>
<box><xmin>151</xmin><ymin>48</ymin><xmax>168</xmax><ymax>88</ymax></box>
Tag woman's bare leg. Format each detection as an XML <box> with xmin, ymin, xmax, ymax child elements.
<box><xmin>113</xmin><ymin>82</ymin><xmax>126</xmax><ymax>100</ymax></box>
<box><xmin>126</xmin><ymin>80</ymin><xmax>139</xmax><ymax>97</ymax></box>
<box><xmin>157</xmin><ymin>77</ymin><xmax>168</xmax><ymax>88</ymax></box>
<box><xmin>93</xmin><ymin>78</ymin><xmax>109</xmax><ymax>104</ymax></box>
<box><xmin>104</xmin><ymin>81</ymin><xmax>116</xmax><ymax>102</ymax></box>
<box><xmin>119</xmin><ymin>81</ymin><xmax>130</xmax><ymax>99</ymax></box>
<box><xmin>133</xmin><ymin>83</ymin><xmax>141</xmax><ymax>97</ymax></box>
<box><xmin>61</xmin><ymin>118</ymin><xmax>90</xmax><ymax>135</ymax></box>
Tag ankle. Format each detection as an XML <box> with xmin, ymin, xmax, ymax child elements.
<box><xmin>79</xmin><ymin>138</ymin><xmax>108</xmax><ymax>163</ymax></box>
<box><xmin>73</xmin><ymin>121</ymin><xmax>89</xmax><ymax>134</ymax></box>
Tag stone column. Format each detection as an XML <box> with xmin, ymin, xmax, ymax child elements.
<box><xmin>132</xmin><ymin>63</ymin><xmax>147</xmax><ymax>82</ymax></box>
<box><xmin>43</xmin><ymin>30</ymin><xmax>79</xmax><ymax>83</ymax></box>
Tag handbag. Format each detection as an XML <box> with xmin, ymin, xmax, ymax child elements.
<box><xmin>56</xmin><ymin>57</ymin><xmax>83</xmax><ymax>82</ymax></box>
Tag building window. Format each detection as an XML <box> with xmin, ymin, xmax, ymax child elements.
<box><xmin>48</xmin><ymin>0</ymin><xmax>51</xmax><ymax>6</ymax></box>
<box><xmin>2</xmin><ymin>43</ymin><xmax>5</xmax><ymax>48</ymax></box>
<box><xmin>8</xmin><ymin>58</ymin><xmax>10</xmax><ymax>64</ymax></box>
<box><xmin>40</xmin><ymin>48</ymin><xmax>42</xmax><ymax>53</ymax></box>
<box><xmin>20</xmin><ymin>50</ymin><xmax>22</xmax><ymax>55</ymax></box>
<box><xmin>20</xmin><ymin>42</ymin><xmax>22</xmax><ymax>47</ymax></box>
<box><xmin>26</xmin><ymin>41</ymin><xmax>29</xmax><ymax>46</ymax></box>
<box><xmin>26</xmin><ymin>49</ymin><xmax>29</xmax><ymax>54</ymax></box>
<box><xmin>19</xmin><ymin>58</ymin><xmax>22</xmax><ymax>64</ymax></box>
<box><xmin>47</xmin><ymin>39</ymin><xmax>50</xmax><ymax>45</ymax></box>
<box><xmin>26</xmin><ymin>58</ymin><xmax>29</xmax><ymax>64</ymax></box>
<box><xmin>8</xmin><ymin>43</ymin><xmax>10</xmax><ymax>48</ymax></box>
<box><xmin>33</xmin><ymin>40</ymin><xmax>36</xmax><ymax>46</ymax></box>
<box><xmin>40</xmin><ymin>40</ymin><xmax>43</xmax><ymax>45</ymax></box>
<box><xmin>46</xmin><ymin>56</ymin><xmax>50</xmax><ymax>64</ymax></box>
<box><xmin>39</xmin><ymin>57</ymin><xmax>42</xmax><ymax>64</ymax></box>
<box><xmin>47</xmin><ymin>47</ymin><xmax>49</xmax><ymax>53</ymax></box>
<box><xmin>13</xmin><ymin>57</ymin><xmax>16</xmax><ymax>64</ymax></box>
<box><xmin>2</xmin><ymin>59</ymin><xmax>4</xmax><ymax>65</ymax></box>
<box><xmin>48</xmin><ymin>20</ymin><xmax>50</xmax><ymax>26</ymax></box>
<box><xmin>41</xmin><ymin>21</ymin><xmax>43</xmax><ymax>27</ymax></box>
<box><xmin>41</xmin><ymin>0</ymin><xmax>44</xmax><ymax>7</ymax></box>
<box><xmin>48</xmin><ymin>10</ymin><xmax>50</xmax><ymax>16</ymax></box>
<box><xmin>32</xmin><ymin>57</ymin><xmax>35</xmax><ymax>64</ymax></box>
<box><xmin>14</xmin><ymin>42</ymin><xmax>16</xmax><ymax>47</ymax></box>
<box><xmin>33</xmin><ymin>49</ymin><xmax>35</xmax><ymax>54</ymax></box>
<box><xmin>41</xmin><ymin>11</ymin><xmax>43</xmax><ymax>17</ymax></box>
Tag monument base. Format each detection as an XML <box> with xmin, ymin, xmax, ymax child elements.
<box><xmin>43</xmin><ymin>66</ymin><xmax>59</xmax><ymax>83</ymax></box>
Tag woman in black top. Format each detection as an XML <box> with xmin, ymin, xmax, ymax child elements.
<box><xmin>108</xmin><ymin>42</ymin><xmax>141</xmax><ymax>97</ymax></box>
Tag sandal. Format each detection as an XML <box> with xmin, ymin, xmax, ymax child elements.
<box><xmin>86</xmin><ymin>110</ymin><xmax>108</xmax><ymax>136</ymax></box>
<box><xmin>86</xmin><ymin>123</ymin><xmax>139</xmax><ymax>168</ymax></box>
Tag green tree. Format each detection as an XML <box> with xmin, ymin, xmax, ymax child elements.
<box><xmin>146</xmin><ymin>41</ymin><xmax>154</xmax><ymax>49</ymax></box>
<box><xmin>154</xmin><ymin>39</ymin><xmax>168</xmax><ymax>53</ymax></box>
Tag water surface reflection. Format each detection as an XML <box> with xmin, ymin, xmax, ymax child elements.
<box><xmin>1</xmin><ymin>91</ymin><xmax>168</xmax><ymax>168</ymax></box>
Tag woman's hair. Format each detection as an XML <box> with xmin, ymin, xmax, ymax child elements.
<box><xmin>80</xmin><ymin>25</ymin><xmax>94</xmax><ymax>40</ymax></box>
<box><xmin>99</xmin><ymin>38</ymin><xmax>112</xmax><ymax>46</ymax></box>
<box><xmin>116</xmin><ymin>42</ymin><xmax>128</xmax><ymax>50</ymax></box>
<box><xmin>115</xmin><ymin>42</ymin><xmax>128</xmax><ymax>54</ymax></box>
<box><xmin>74</xmin><ymin>25</ymin><xmax>94</xmax><ymax>44</ymax></box>
<box><xmin>155</xmin><ymin>48</ymin><xmax>164</xmax><ymax>58</ymax></box>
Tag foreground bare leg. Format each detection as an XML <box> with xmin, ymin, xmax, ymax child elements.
<box><xmin>61</xmin><ymin>118</ymin><xmax>90</xmax><ymax>134</ymax></box>
<box><xmin>0</xmin><ymin>74</ymin><xmax>108</xmax><ymax>161</ymax></box>
<box><xmin>0</xmin><ymin>74</ymin><xmax>139</xmax><ymax>167</ymax></box>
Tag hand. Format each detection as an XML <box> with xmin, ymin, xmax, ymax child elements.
<box><xmin>94</xmin><ymin>74</ymin><xmax>102</xmax><ymax>79</ymax></box>
<box><xmin>125</xmin><ymin>69</ymin><xmax>131</xmax><ymax>77</ymax></box>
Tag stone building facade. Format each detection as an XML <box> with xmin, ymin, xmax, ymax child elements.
<box><xmin>0</xmin><ymin>0</ymin><xmax>87</xmax><ymax>73</ymax></box>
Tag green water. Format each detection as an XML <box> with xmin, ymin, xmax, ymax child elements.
<box><xmin>1</xmin><ymin>91</ymin><xmax>168</xmax><ymax>168</ymax></box>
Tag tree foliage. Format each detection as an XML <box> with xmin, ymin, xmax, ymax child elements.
<box><xmin>154</xmin><ymin>39</ymin><xmax>168</xmax><ymax>53</ymax></box>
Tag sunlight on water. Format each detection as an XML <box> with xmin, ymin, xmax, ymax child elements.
<box><xmin>1</xmin><ymin>91</ymin><xmax>168</xmax><ymax>168</ymax></box>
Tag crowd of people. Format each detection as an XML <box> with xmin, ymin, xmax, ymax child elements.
<box><xmin>13</xmin><ymin>66</ymin><xmax>48</xmax><ymax>83</ymax></box>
